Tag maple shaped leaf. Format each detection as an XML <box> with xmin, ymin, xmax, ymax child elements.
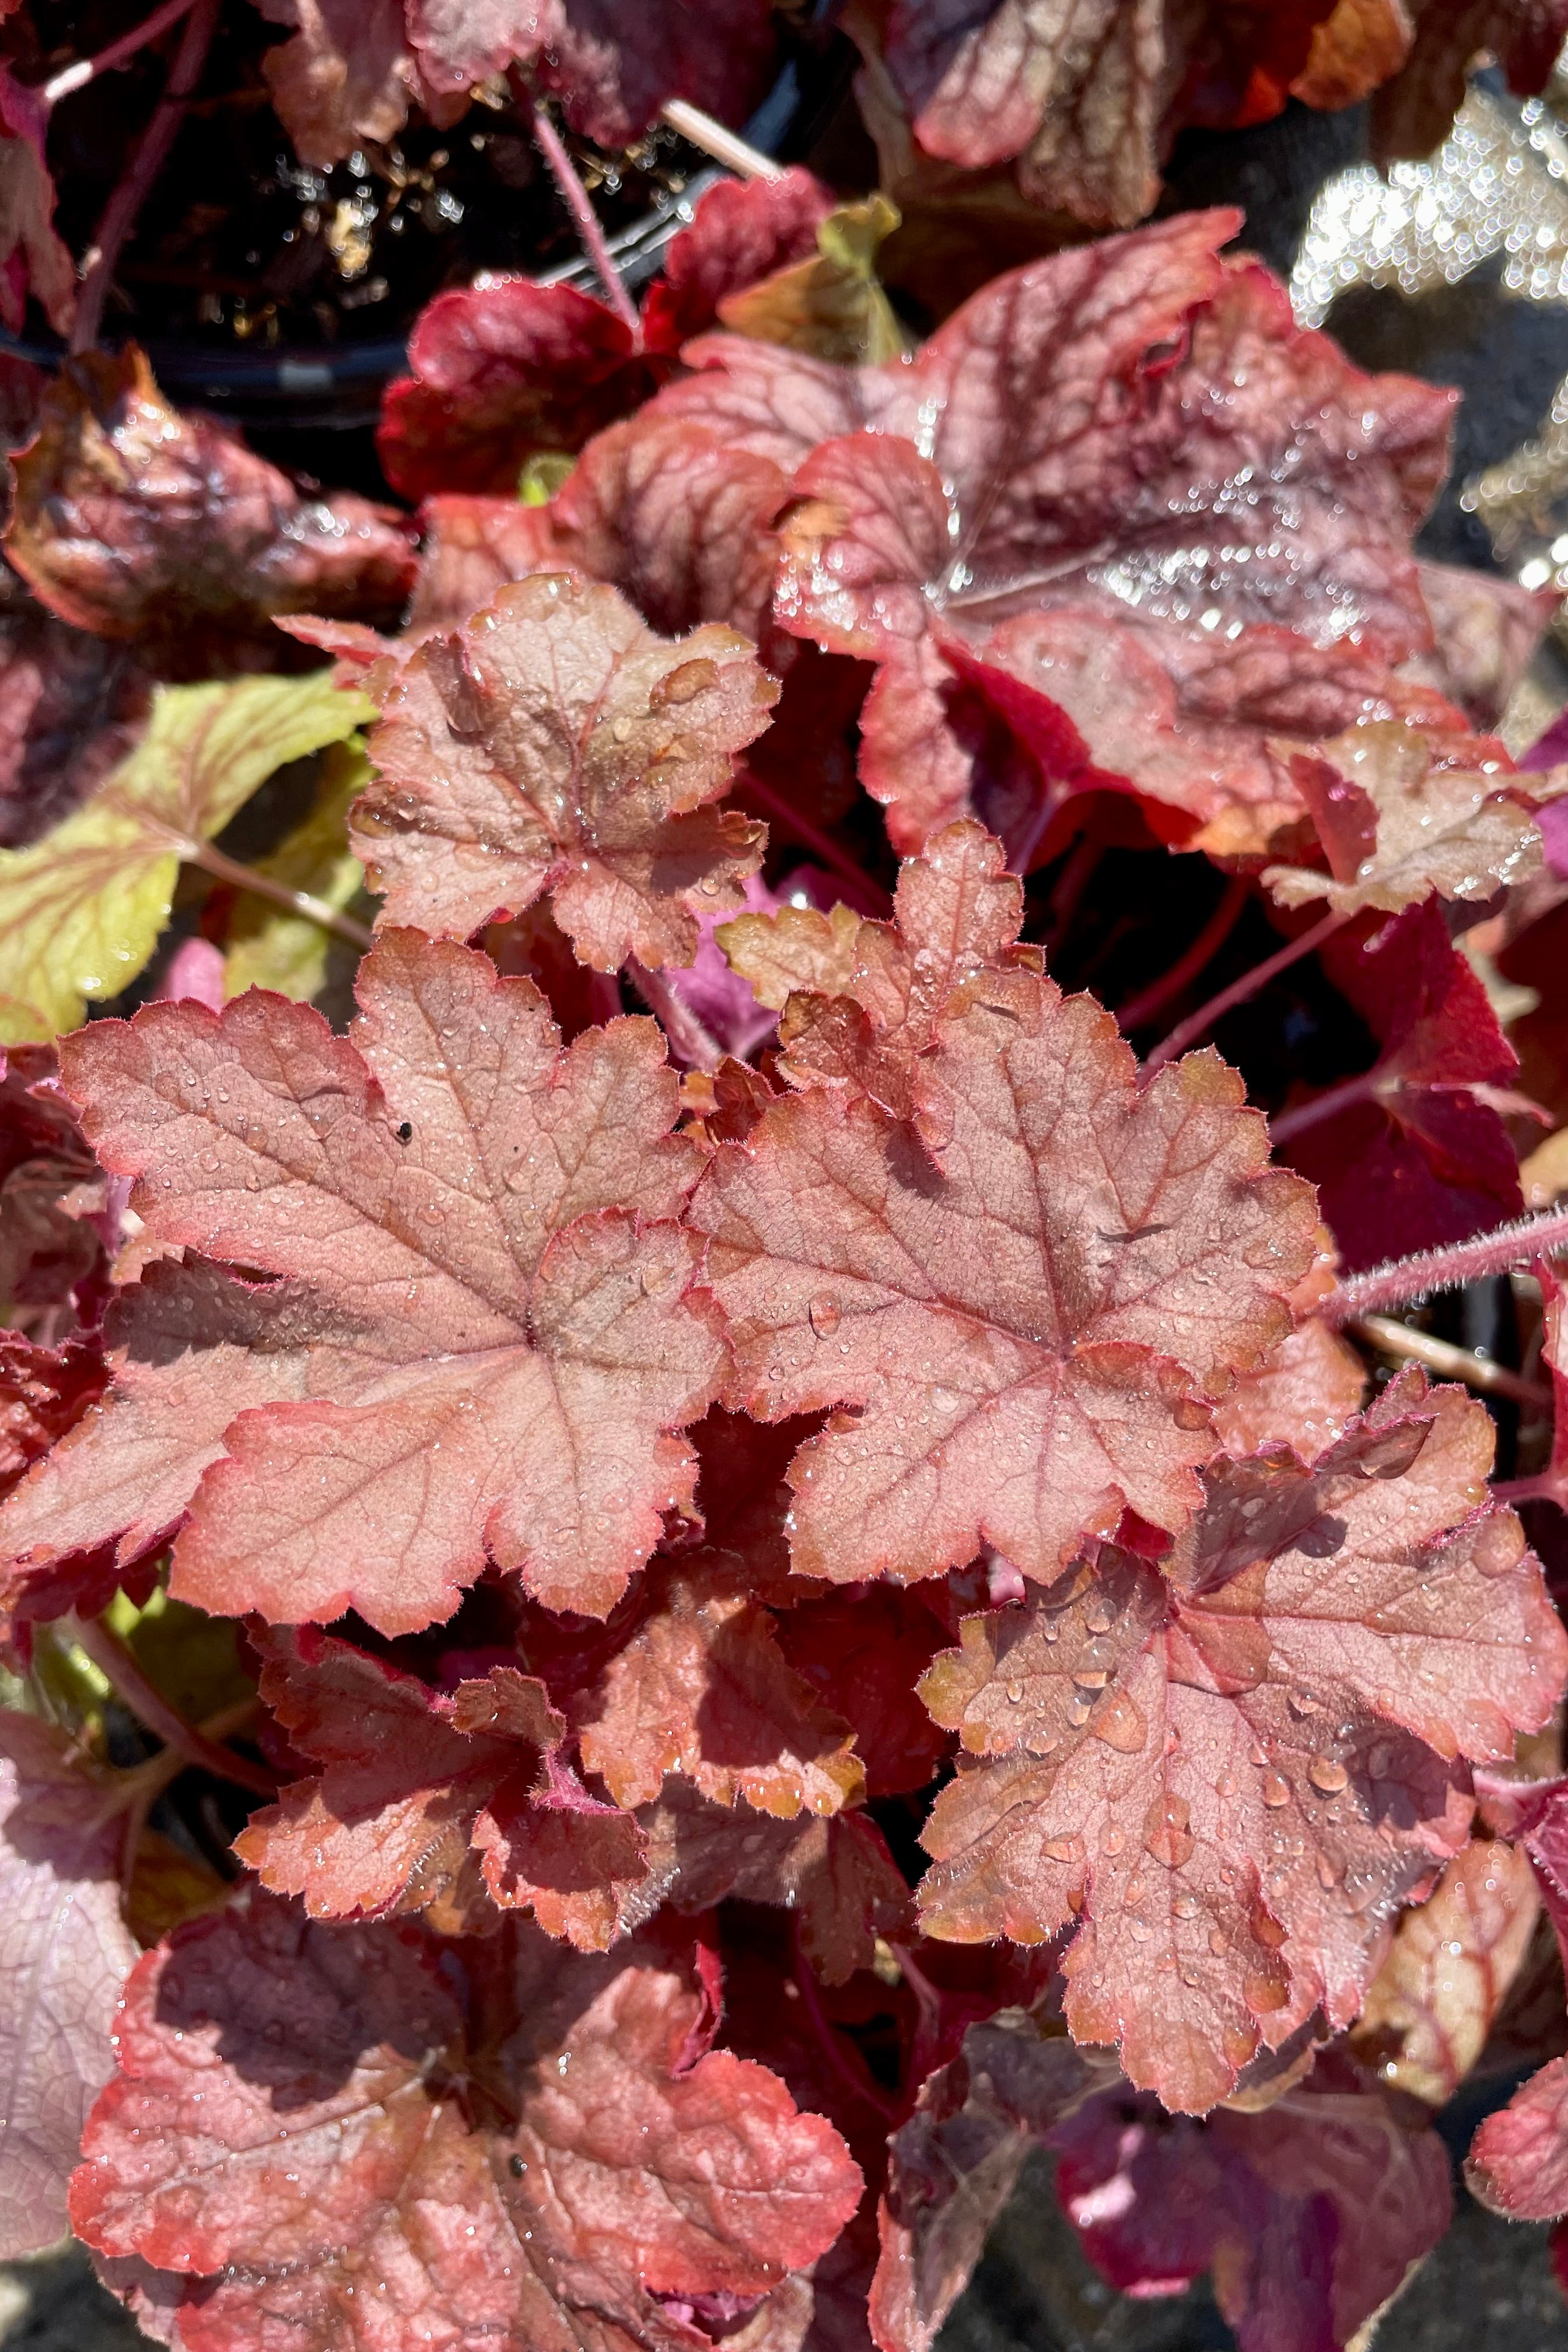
<box><xmin>1285</xmin><ymin>898</ymin><xmax>1524</xmax><ymax>1272</ymax></box>
<box><xmin>0</xmin><ymin>930</ymin><xmax>726</xmax><ymax>1632</ymax></box>
<box><xmin>237</xmin><ymin>1628</ymin><xmax>648</xmax><ymax>1947</ymax></box>
<box><xmin>572</xmin><ymin>1557</ymin><xmax>865</xmax><ymax>1818</ymax></box>
<box><xmin>0</xmin><ymin>1711</ymin><xmax>138</xmax><ymax>2259</ymax></box>
<box><xmin>5</xmin><ymin>348</ymin><xmax>416</xmax><ymax>649</ymax></box>
<box><xmin>0</xmin><ymin>672</ymin><xmax>373</xmax><ymax>1042</ymax></box>
<box><xmin>355</xmin><ymin>572</ymin><xmax>773</xmax><ymax>970</ymax></box>
<box><xmin>721</xmin><ymin>820</ymin><xmax>1040</xmax><ymax>1115</ymax></box>
<box><xmin>74</xmin><ymin>1894</ymin><xmax>863</xmax><ymax>2352</ymax></box>
<box><xmin>1263</xmin><ymin>720</ymin><xmax>1558</xmax><ymax>914</ymax></box>
<box><xmin>1048</xmin><ymin>2052</ymin><xmax>1452</xmax><ymax>2352</ymax></box>
<box><xmin>691</xmin><ymin>949</ymin><xmax>1317</xmax><ymax>1590</ymax></box>
<box><xmin>915</xmin><ymin>1376</ymin><xmax>1566</xmax><ymax>2110</ymax></box>
<box><xmin>1349</xmin><ymin>1836</ymin><xmax>1539</xmax><ymax>2106</ymax></box>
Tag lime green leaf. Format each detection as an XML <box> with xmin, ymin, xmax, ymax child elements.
<box><xmin>716</xmin><ymin>195</ymin><xmax>907</xmax><ymax>365</ymax></box>
<box><xmin>223</xmin><ymin>741</ymin><xmax>371</xmax><ymax>1004</ymax></box>
<box><xmin>0</xmin><ymin>671</ymin><xmax>374</xmax><ymax>1042</ymax></box>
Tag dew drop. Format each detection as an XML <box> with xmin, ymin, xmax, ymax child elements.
<box><xmin>639</xmin><ymin>1260</ymin><xmax>673</xmax><ymax>1297</ymax></box>
<box><xmin>197</xmin><ymin>1148</ymin><xmax>219</xmax><ymax>1172</ymax></box>
<box><xmin>1261</xmin><ymin>1772</ymin><xmax>1290</xmax><ymax>1808</ymax></box>
<box><xmin>1084</xmin><ymin>1597</ymin><xmax>1114</xmax><ymax>1636</ymax></box>
<box><xmin>808</xmin><ymin>1293</ymin><xmax>842</xmax><ymax>1338</ymax></box>
<box><xmin>1172</xmin><ymin>1891</ymin><xmax>1199</xmax><ymax>1920</ymax></box>
<box><xmin>1307</xmin><ymin>1755</ymin><xmax>1348</xmax><ymax>1795</ymax></box>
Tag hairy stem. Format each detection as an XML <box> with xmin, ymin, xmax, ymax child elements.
<box><xmin>69</xmin><ymin>1615</ymin><xmax>279</xmax><ymax>1800</ymax></box>
<box><xmin>1494</xmin><ymin>1469</ymin><xmax>1568</xmax><ymax>1506</ymax></box>
<box><xmin>1322</xmin><ymin>1203</ymin><xmax>1568</xmax><ymax>1325</ymax></box>
<box><xmin>1350</xmin><ymin>1314</ymin><xmax>1552</xmax><ymax>1411</ymax></box>
<box><xmin>43</xmin><ymin>0</ymin><xmax>195</xmax><ymax>107</ymax></box>
<box><xmin>658</xmin><ymin>99</ymin><xmax>783</xmax><ymax>181</ymax></box>
<box><xmin>189</xmin><ymin>839</ymin><xmax>374</xmax><ymax>953</ymax></box>
<box><xmin>1115</xmin><ymin>877</ymin><xmax>1250</xmax><ymax>1033</ymax></box>
<box><xmin>1143</xmin><ymin>907</ymin><xmax>1350</xmax><ymax>1074</ymax></box>
<box><xmin>526</xmin><ymin>99</ymin><xmax>642</xmax><ymax>338</ymax></box>
<box><xmin>586</xmin><ymin>970</ymin><xmax>624</xmax><ymax>1027</ymax></box>
<box><xmin>626</xmin><ymin>957</ymin><xmax>723</xmax><ymax>1070</ymax></box>
<box><xmin>792</xmin><ymin>1922</ymin><xmax>898</xmax><ymax>2122</ymax></box>
<box><xmin>71</xmin><ymin>0</ymin><xmax>218</xmax><ymax>351</ymax></box>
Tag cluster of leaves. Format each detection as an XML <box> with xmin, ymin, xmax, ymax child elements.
<box><xmin>6</xmin><ymin>21</ymin><xmax>1568</xmax><ymax>2352</ymax></box>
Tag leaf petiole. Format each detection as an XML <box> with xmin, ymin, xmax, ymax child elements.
<box><xmin>1323</xmin><ymin>1202</ymin><xmax>1568</xmax><ymax>1325</ymax></box>
<box><xmin>188</xmin><ymin>837</ymin><xmax>373</xmax><ymax>953</ymax></box>
<box><xmin>1142</xmin><ymin>906</ymin><xmax>1350</xmax><ymax>1073</ymax></box>
<box><xmin>67</xmin><ymin>1612</ymin><xmax>279</xmax><ymax>1800</ymax></box>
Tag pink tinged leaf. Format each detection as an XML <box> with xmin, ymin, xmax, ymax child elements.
<box><xmin>1</xmin><ymin>932</ymin><xmax>726</xmax><ymax>1633</ymax></box>
<box><xmin>376</xmin><ymin>277</ymin><xmax>654</xmax><ymax>502</ymax></box>
<box><xmin>691</xmin><ymin>957</ymin><xmax>1317</xmax><ymax>1590</ymax></box>
<box><xmin>1049</xmin><ymin>2057</ymin><xmax>1452</xmax><ymax>2352</ymax></box>
<box><xmin>356</xmin><ymin>570</ymin><xmax>774</xmax><ymax>968</ymax></box>
<box><xmin>1468</xmin><ymin>2054</ymin><xmax>1568</xmax><ymax>2221</ymax></box>
<box><xmin>915</xmin><ymin>1378</ymin><xmax>1567</xmax><ymax>2112</ymax></box>
<box><xmin>1351</xmin><ymin>1837</ymin><xmax>1540</xmax><ymax>2105</ymax></box>
<box><xmin>72</xmin><ymin>1894</ymin><xmax>863</xmax><ymax>2348</ymax></box>
<box><xmin>641</xmin><ymin>167</ymin><xmax>836</xmax><ymax>355</ymax></box>
<box><xmin>0</xmin><ymin>1712</ymin><xmax>138</xmax><ymax>2259</ymax></box>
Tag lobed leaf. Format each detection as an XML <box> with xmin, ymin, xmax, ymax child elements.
<box><xmin>356</xmin><ymin>572</ymin><xmax>774</xmax><ymax>970</ymax></box>
<box><xmin>915</xmin><ymin>1377</ymin><xmax>1566</xmax><ymax>2109</ymax></box>
<box><xmin>75</xmin><ymin>1892</ymin><xmax>863</xmax><ymax>2351</ymax></box>
<box><xmin>0</xmin><ymin>932</ymin><xmax>725</xmax><ymax>1632</ymax></box>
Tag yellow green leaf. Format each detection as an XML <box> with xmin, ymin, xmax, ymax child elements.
<box><xmin>223</xmin><ymin>740</ymin><xmax>371</xmax><ymax>1004</ymax></box>
<box><xmin>0</xmin><ymin>670</ymin><xmax>375</xmax><ymax>1042</ymax></box>
<box><xmin>716</xmin><ymin>194</ymin><xmax>908</xmax><ymax>366</ymax></box>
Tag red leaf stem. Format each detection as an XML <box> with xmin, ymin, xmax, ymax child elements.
<box><xmin>68</xmin><ymin>1614</ymin><xmax>279</xmax><ymax>1800</ymax></box>
<box><xmin>1143</xmin><ymin>907</ymin><xmax>1350</xmax><ymax>1073</ymax></box>
<box><xmin>41</xmin><ymin>0</ymin><xmax>195</xmax><ymax>108</ymax></box>
<box><xmin>525</xmin><ymin>96</ymin><xmax>643</xmax><ymax>341</ymax></box>
<box><xmin>1115</xmin><ymin>877</ymin><xmax>1250</xmax><ymax>1034</ymax></box>
<box><xmin>71</xmin><ymin>0</ymin><xmax>218</xmax><ymax>351</ymax></box>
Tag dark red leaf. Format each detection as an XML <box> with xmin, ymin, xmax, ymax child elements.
<box><xmin>642</xmin><ymin>168</ymin><xmax>836</xmax><ymax>355</ymax></box>
<box><xmin>538</xmin><ymin>0</ymin><xmax>778</xmax><ymax>150</ymax></box>
<box><xmin>1285</xmin><ymin>899</ymin><xmax>1524</xmax><ymax>1273</ymax></box>
<box><xmin>6</xmin><ymin>348</ymin><xmax>415</xmax><ymax>651</ymax></box>
<box><xmin>376</xmin><ymin>279</ymin><xmax>657</xmax><ymax>502</ymax></box>
<box><xmin>774</xmin><ymin>1587</ymin><xmax>952</xmax><ymax>1798</ymax></box>
<box><xmin>1049</xmin><ymin>2053</ymin><xmax>1452</xmax><ymax>2352</ymax></box>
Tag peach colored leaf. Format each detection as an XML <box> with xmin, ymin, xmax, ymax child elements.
<box><xmin>0</xmin><ymin>1713</ymin><xmax>138</xmax><ymax>2259</ymax></box>
<box><xmin>1350</xmin><ymin>1836</ymin><xmax>1539</xmax><ymax>2104</ymax></box>
<box><xmin>0</xmin><ymin>932</ymin><xmax>724</xmax><ymax>1633</ymax></box>
<box><xmin>1264</xmin><ymin>719</ymin><xmax>1559</xmax><ymax>915</ymax></box>
<box><xmin>573</xmin><ymin>1559</ymin><xmax>864</xmax><ymax>1817</ymax></box>
<box><xmin>72</xmin><ymin>1894</ymin><xmax>862</xmax><ymax>2352</ymax></box>
<box><xmin>1210</xmin><ymin>1317</ymin><xmax>1368</xmax><ymax>1459</ymax></box>
<box><xmin>356</xmin><ymin>573</ymin><xmax>774</xmax><ymax>969</ymax></box>
<box><xmin>233</xmin><ymin>1629</ymin><xmax>634</xmax><ymax>1943</ymax></box>
<box><xmin>691</xmin><ymin>958</ymin><xmax>1317</xmax><ymax>1589</ymax></box>
<box><xmin>915</xmin><ymin>1377</ymin><xmax>1566</xmax><ymax>2110</ymax></box>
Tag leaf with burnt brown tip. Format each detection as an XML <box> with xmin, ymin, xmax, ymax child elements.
<box><xmin>915</xmin><ymin>1377</ymin><xmax>1566</xmax><ymax>2111</ymax></box>
<box><xmin>0</xmin><ymin>932</ymin><xmax>725</xmax><ymax>1634</ymax></box>
<box><xmin>72</xmin><ymin>1894</ymin><xmax>863</xmax><ymax>2352</ymax></box>
<box><xmin>357</xmin><ymin>572</ymin><xmax>773</xmax><ymax>971</ymax></box>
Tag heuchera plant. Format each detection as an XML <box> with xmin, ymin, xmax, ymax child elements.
<box><xmin>11</xmin><ymin>15</ymin><xmax>1568</xmax><ymax>2352</ymax></box>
